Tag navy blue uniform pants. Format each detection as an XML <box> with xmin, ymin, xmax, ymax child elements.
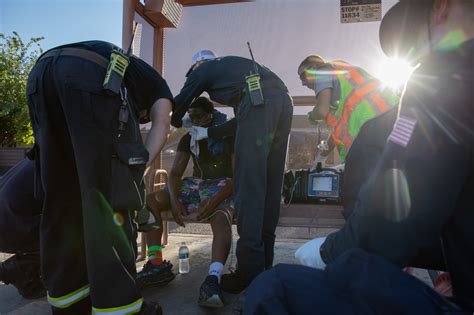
<box><xmin>244</xmin><ymin>249</ymin><xmax>467</xmax><ymax>315</ymax></box>
<box><xmin>27</xmin><ymin>55</ymin><xmax>141</xmax><ymax>314</ymax></box>
<box><xmin>234</xmin><ymin>89</ymin><xmax>293</xmax><ymax>281</ymax></box>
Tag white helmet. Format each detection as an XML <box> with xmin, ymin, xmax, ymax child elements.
<box><xmin>192</xmin><ymin>50</ymin><xmax>217</xmax><ymax>64</ymax></box>
<box><xmin>186</xmin><ymin>50</ymin><xmax>217</xmax><ymax>77</ymax></box>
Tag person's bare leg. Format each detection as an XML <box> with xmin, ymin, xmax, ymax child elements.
<box><xmin>145</xmin><ymin>190</ymin><xmax>170</xmax><ymax>250</ymax></box>
<box><xmin>210</xmin><ymin>210</ymin><xmax>233</xmax><ymax>264</ymax></box>
<box><xmin>199</xmin><ymin>208</ymin><xmax>234</xmax><ymax>307</ymax></box>
<box><xmin>136</xmin><ymin>190</ymin><xmax>175</xmax><ymax>290</ymax></box>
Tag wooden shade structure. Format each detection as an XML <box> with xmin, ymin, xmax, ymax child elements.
<box><xmin>123</xmin><ymin>0</ymin><xmax>253</xmax><ymax>181</ymax></box>
<box><xmin>176</xmin><ymin>0</ymin><xmax>251</xmax><ymax>6</ymax></box>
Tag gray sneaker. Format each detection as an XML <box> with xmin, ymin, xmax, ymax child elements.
<box><xmin>198</xmin><ymin>275</ymin><xmax>225</xmax><ymax>308</ymax></box>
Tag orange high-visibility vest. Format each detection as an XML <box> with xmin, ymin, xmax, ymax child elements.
<box><xmin>322</xmin><ymin>61</ymin><xmax>399</xmax><ymax>161</ymax></box>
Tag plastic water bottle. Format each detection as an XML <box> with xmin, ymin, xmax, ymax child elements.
<box><xmin>178</xmin><ymin>242</ymin><xmax>190</xmax><ymax>274</ymax></box>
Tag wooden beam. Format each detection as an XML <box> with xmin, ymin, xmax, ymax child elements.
<box><xmin>292</xmin><ymin>95</ymin><xmax>315</xmax><ymax>106</ymax></box>
<box><xmin>144</xmin><ymin>0</ymin><xmax>183</xmax><ymax>28</ymax></box>
<box><xmin>177</xmin><ymin>0</ymin><xmax>252</xmax><ymax>6</ymax></box>
<box><xmin>122</xmin><ymin>0</ymin><xmax>135</xmax><ymax>49</ymax></box>
<box><xmin>153</xmin><ymin>27</ymin><xmax>165</xmax><ymax>73</ymax></box>
<box><xmin>134</xmin><ymin>0</ymin><xmax>159</xmax><ymax>28</ymax></box>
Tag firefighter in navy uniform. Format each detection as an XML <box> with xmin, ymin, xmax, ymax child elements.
<box><xmin>26</xmin><ymin>40</ymin><xmax>173</xmax><ymax>314</ymax></box>
<box><xmin>0</xmin><ymin>159</ymin><xmax>44</xmax><ymax>299</ymax></box>
<box><xmin>245</xmin><ymin>0</ymin><xmax>474</xmax><ymax>314</ymax></box>
<box><xmin>171</xmin><ymin>51</ymin><xmax>293</xmax><ymax>293</ymax></box>
<box><xmin>340</xmin><ymin>107</ymin><xmax>398</xmax><ymax>219</ymax></box>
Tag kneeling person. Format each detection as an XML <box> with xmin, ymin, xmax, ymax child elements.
<box><xmin>0</xmin><ymin>159</ymin><xmax>45</xmax><ymax>299</ymax></box>
<box><xmin>139</xmin><ymin>97</ymin><xmax>235</xmax><ymax>308</ymax></box>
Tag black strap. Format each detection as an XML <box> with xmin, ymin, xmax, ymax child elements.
<box><xmin>39</xmin><ymin>47</ymin><xmax>108</xmax><ymax>69</ymax></box>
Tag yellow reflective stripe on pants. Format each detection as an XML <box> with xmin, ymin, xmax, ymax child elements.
<box><xmin>47</xmin><ymin>285</ymin><xmax>90</xmax><ymax>309</ymax></box>
<box><xmin>92</xmin><ymin>298</ymin><xmax>143</xmax><ymax>314</ymax></box>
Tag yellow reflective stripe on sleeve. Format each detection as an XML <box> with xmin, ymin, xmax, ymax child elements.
<box><xmin>47</xmin><ymin>285</ymin><xmax>90</xmax><ymax>309</ymax></box>
<box><xmin>92</xmin><ymin>298</ymin><xmax>143</xmax><ymax>314</ymax></box>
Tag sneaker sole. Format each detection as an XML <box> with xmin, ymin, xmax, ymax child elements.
<box><xmin>139</xmin><ymin>273</ymin><xmax>176</xmax><ymax>290</ymax></box>
<box><xmin>198</xmin><ymin>294</ymin><xmax>224</xmax><ymax>308</ymax></box>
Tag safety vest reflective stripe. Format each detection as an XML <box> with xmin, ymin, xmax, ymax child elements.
<box><xmin>92</xmin><ymin>297</ymin><xmax>143</xmax><ymax>315</ymax></box>
<box><xmin>47</xmin><ymin>285</ymin><xmax>90</xmax><ymax>309</ymax></box>
<box><xmin>342</xmin><ymin>131</ymin><xmax>353</xmax><ymax>151</ymax></box>
<box><xmin>331</xmin><ymin>81</ymin><xmax>380</xmax><ymax>148</ymax></box>
<box><xmin>369</xmin><ymin>93</ymin><xmax>390</xmax><ymax>113</ymax></box>
<box><xmin>331</xmin><ymin>60</ymin><xmax>365</xmax><ymax>85</ymax></box>
<box><xmin>326</xmin><ymin>113</ymin><xmax>338</xmax><ymax>128</ymax></box>
<box><xmin>343</xmin><ymin>81</ymin><xmax>380</xmax><ymax>114</ymax></box>
<box><xmin>330</xmin><ymin>123</ymin><xmax>352</xmax><ymax>153</ymax></box>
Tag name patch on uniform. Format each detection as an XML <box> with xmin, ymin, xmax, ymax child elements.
<box><xmin>388</xmin><ymin>115</ymin><xmax>417</xmax><ymax>147</ymax></box>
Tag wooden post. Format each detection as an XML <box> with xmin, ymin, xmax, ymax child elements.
<box><xmin>122</xmin><ymin>0</ymin><xmax>135</xmax><ymax>50</ymax></box>
<box><xmin>152</xmin><ymin>25</ymin><xmax>169</xmax><ymax>245</ymax></box>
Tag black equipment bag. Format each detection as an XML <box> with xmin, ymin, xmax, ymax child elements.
<box><xmin>109</xmin><ymin>142</ymin><xmax>149</xmax><ymax>211</ymax></box>
<box><xmin>282</xmin><ymin>169</ymin><xmax>310</xmax><ymax>204</ymax></box>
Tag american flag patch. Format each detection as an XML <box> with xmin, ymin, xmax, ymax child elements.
<box><xmin>388</xmin><ymin>115</ymin><xmax>417</xmax><ymax>147</ymax></box>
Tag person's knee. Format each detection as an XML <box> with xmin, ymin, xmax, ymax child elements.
<box><xmin>271</xmin><ymin>263</ymin><xmax>298</xmax><ymax>275</ymax></box>
<box><xmin>245</xmin><ymin>267</ymin><xmax>282</xmax><ymax>301</ymax></box>
<box><xmin>335</xmin><ymin>248</ymin><xmax>370</xmax><ymax>265</ymax></box>
<box><xmin>211</xmin><ymin>211</ymin><xmax>228</xmax><ymax>224</ymax></box>
<box><xmin>210</xmin><ymin>212</ymin><xmax>232</xmax><ymax>234</ymax></box>
<box><xmin>146</xmin><ymin>190</ymin><xmax>169</xmax><ymax>211</ymax></box>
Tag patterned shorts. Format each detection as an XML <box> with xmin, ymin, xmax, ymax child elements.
<box><xmin>164</xmin><ymin>177</ymin><xmax>234</xmax><ymax>216</ymax></box>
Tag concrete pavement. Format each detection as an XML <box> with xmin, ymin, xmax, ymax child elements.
<box><xmin>0</xmin><ymin>232</ymin><xmax>308</xmax><ymax>315</ymax></box>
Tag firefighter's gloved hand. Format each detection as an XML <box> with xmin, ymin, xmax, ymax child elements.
<box><xmin>189</xmin><ymin>126</ymin><xmax>208</xmax><ymax>140</ymax></box>
<box><xmin>333</xmin><ymin>163</ymin><xmax>345</xmax><ymax>172</ymax></box>
<box><xmin>295</xmin><ymin>237</ymin><xmax>327</xmax><ymax>270</ymax></box>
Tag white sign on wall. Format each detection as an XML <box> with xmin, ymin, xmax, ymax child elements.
<box><xmin>340</xmin><ymin>0</ymin><xmax>382</xmax><ymax>23</ymax></box>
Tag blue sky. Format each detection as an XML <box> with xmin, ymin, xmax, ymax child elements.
<box><xmin>1</xmin><ymin>0</ymin><xmax>123</xmax><ymax>51</ymax></box>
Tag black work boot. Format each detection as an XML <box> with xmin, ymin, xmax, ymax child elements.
<box><xmin>136</xmin><ymin>260</ymin><xmax>175</xmax><ymax>290</ymax></box>
<box><xmin>138</xmin><ymin>301</ymin><xmax>163</xmax><ymax>315</ymax></box>
<box><xmin>0</xmin><ymin>253</ymin><xmax>46</xmax><ymax>299</ymax></box>
<box><xmin>221</xmin><ymin>269</ymin><xmax>251</xmax><ymax>294</ymax></box>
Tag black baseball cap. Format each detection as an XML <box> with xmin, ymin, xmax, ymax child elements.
<box><xmin>379</xmin><ymin>0</ymin><xmax>435</xmax><ymax>58</ymax></box>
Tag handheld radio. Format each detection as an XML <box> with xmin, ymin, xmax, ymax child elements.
<box><xmin>103</xmin><ymin>24</ymin><xmax>138</xmax><ymax>95</ymax></box>
<box><xmin>246</xmin><ymin>42</ymin><xmax>264</xmax><ymax>106</ymax></box>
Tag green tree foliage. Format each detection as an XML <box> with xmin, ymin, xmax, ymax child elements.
<box><xmin>0</xmin><ymin>32</ymin><xmax>43</xmax><ymax>147</ymax></box>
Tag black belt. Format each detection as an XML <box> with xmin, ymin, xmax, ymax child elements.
<box><xmin>39</xmin><ymin>47</ymin><xmax>108</xmax><ymax>69</ymax></box>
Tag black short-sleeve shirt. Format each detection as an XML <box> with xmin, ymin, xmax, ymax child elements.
<box><xmin>177</xmin><ymin>134</ymin><xmax>234</xmax><ymax>179</ymax></box>
<box><xmin>47</xmin><ymin>40</ymin><xmax>174</xmax><ymax>122</ymax></box>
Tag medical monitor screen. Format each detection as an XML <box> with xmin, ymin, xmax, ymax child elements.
<box><xmin>313</xmin><ymin>176</ymin><xmax>332</xmax><ymax>192</ymax></box>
